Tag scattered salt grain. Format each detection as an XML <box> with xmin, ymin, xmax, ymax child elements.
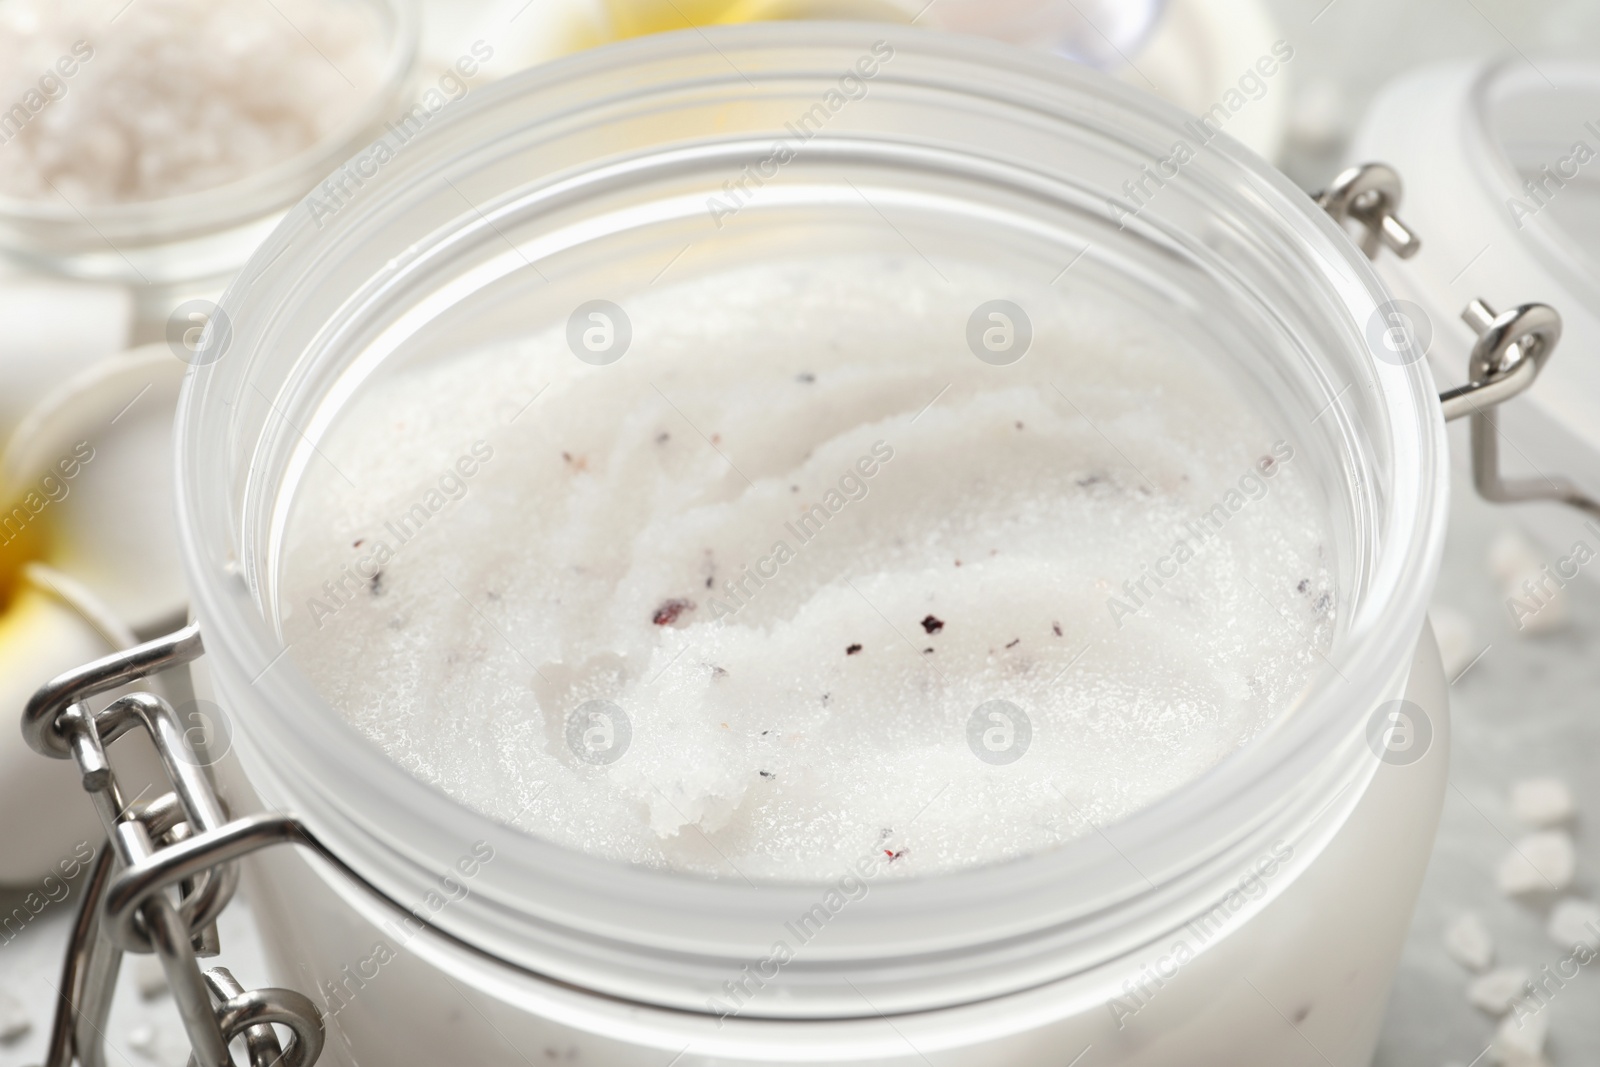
<box><xmin>127</xmin><ymin>1022</ymin><xmax>156</xmax><ymax>1056</ymax></box>
<box><xmin>1509</xmin><ymin>777</ymin><xmax>1576</xmax><ymax>828</ymax></box>
<box><xmin>1429</xmin><ymin>606</ymin><xmax>1477</xmax><ymax>679</ymax></box>
<box><xmin>1546</xmin><ymin>897</ymin><xmax>1600</xmax><ymax>952</ymax></box>
<box><xmin>1488</xmin><ymin>531</ymin><xmax>1545</xmax><ymax>585</ymax></box>
<box><xmin>134</xmin><ymin>954</ymin><xmax>168</xmax><ymax>1000</ymax></box>
<box><xmin>1491</xmin><ymin>1009</ymin><xmax>1549</xmax><ymax>1064</ymax></box>
<box><xmin>1496</xmin><ymin>831</ymin><xmax>1576</xmax><ymax>896</ymax></box>
<box><xmin>1492</xmin><ymin>1051</ymin><xmax>1551</xmax><ymax>1067</ymax></box>
<box><xmin>1467</xmin><ymin>967</ymin><xmax>1529</xmax><ymax>1015</ymax></box>
<box><xmin>0</xmin><ymin>987</ymin><xmax>29</xmax><ymax>1044</ymax></box>
<box><xmin>1490</xmin><ymin>532</ymin><xmax>1568</xmax><ymax>635</ymax></box>
<box><xmin>1443</xmin><ymin>910</ymin><xmax>1495</xmax><ymax>972</ymax></box>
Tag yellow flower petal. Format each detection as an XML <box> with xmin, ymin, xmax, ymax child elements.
<box><xmin>1</xmin><ymin>346</ymin><xmax>187</xmax><ymax>632</ymax></box>
<box><xmin>588</xmin><ymin>0</ymin><xmax>911</xmax><ymax>41</ymax></box>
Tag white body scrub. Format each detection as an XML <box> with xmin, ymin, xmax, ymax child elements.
<box><xmin>280</xmin><ymin>256</ymin><xmax>1335</xmax><ymax>881</ymax></box>
<box><xmin>0</xmin><ymin>0</ymin><xmax>384</xmax><ymax>204</ymax></box>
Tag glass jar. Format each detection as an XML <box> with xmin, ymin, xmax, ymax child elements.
<box><xmin>172</xmin><ymin>23</ymin><xmax>1455</xmax><ymax>1067</ymax></box>
<box><xmin>0</xmin><ymin>0</ymin><xmax>421</xmax><ymax>334</ymax></box>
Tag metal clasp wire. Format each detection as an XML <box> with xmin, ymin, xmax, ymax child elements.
<box><xmin>1319</xmin><ymin>162</ymin><xmax>1600</xmax><ymax>521</ymax></box>
<box><xmin>21</xmin><ymin>625</ymin><xmax>324</xmax><ymax>1067</ymax></box>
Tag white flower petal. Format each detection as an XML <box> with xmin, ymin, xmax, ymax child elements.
<box><xmin>0</xmin><ymin>277</ymin><xmax>131</xmax><ymax>434</ymax></box>
<box><xmin>0</xmin><ymin>587</ymin><xmax>162</xmax><ymax>885</ymax></box>
<box><xmin>1</xmin><ymin>345</ymin><xmax>187</xmax><ymax>631</ymax></box>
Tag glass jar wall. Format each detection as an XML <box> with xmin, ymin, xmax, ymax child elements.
<box><xmin>178</xmin><ymin>24</ymin><xmax>1451</xmax><ymax>1066</ymax></box>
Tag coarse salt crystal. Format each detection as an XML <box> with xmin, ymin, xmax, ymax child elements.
<box><xmin>1491</xmin><ymin>1009</ymin><xmax>1549</xmax><ymax>1064</ymax></box>
<box><xmin>1429</xmin><ymin>606</ymin><xmax>1477</xmax><ymax>680</ymax></box>
<box><xmin>1443</xmin><ymin>910</ymin><xmax>1495</xmax><ymax>972</ymax></box>
<box><xmin>1546</xmin><ymin>897</ymin><xmax>1600</xmax><ymax>952</ymax></box>
<box><xmin>133</xmin><ymin>954</ymin><xmax>168</xmax><ymax>1000</ymax></box>
<box><xmin>0</xmin><ymin>987</ymin><xmax>30</xmax><ymax>1045</ymax></box>
<box><xmin>1508</xmin><ymin>580</ymin><xmax>1569</xmax><ymax>635</ymax></box>
<box><xmin>1467</xmin><ymin>967</ymin><xmax>1529</xmax><ymax>1015</ymax></box>
<box><xmin>1496</xmin><ymin>831</ymin><xmax>1576</xmax><ymax>896</ymax></box>
<box><xmin>1509</xmin><ymin>777</ymin><xmax>1576</xmax><ymax>828</ymax></box>
<box><xmin>1493</xmin><ymin>1053</ymin><xmax>1551</xmax><ymax>1067</ymax></box>
<box><xmin>127</xmin><ymin>1022</ymin><xmax>156</xmax><ymax>1055</ymax></box>
<box><xmin>1488</xmin><ymin>532</ymin><xmax>1544</xmax><ymax>585</ymax></box>
<box><xmin>1491</xmin><ymin>533</ymin><xmax>1569</xmax><ymax>635</ymax></box>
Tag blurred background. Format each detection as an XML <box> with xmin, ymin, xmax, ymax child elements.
<box><xmin>0</xmin><ymin>0</ymin><xmax>1595</xmax><ymax>1064</ymax></box>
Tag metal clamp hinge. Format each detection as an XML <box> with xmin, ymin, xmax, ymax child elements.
<box><xmin>21</xmin><ymin>624</ymin><xmax>325</xmax><ymax>1067</ymax></box>
<box><xmin>1320</xmin><ymin>162</ymin><xmax>1600</xmax><ymax>522</ymax></box>
<box><xmin>1315</xmin><ymin>162</ymin><xmax>1422</xmax><ymax>261</ymax></box>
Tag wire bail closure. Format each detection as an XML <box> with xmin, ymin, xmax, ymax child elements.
<box><xmin>23</xmin><ymin>630</ymin><xmax>471</xmax><ymax>1067</ymax></box>
<box><xmin>20</xmin><ymin>625</ymin><xmax>326</xmax><ymax>1067</ymax></box>
<box><xmin>1319</xmin><ymin>162</ymin><xmax>1600</xmax><ymax>521</ymax></box>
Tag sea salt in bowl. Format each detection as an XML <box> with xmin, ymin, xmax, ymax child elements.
<box><xmin>175</xmin><ymin>23</ymin><xmax>1451</xmax><ymax>1066</ymax></box>
<box><xmin>0</xmin><ymin>0</ymin><xmax>418</xmax><ymax>291</ymax></box>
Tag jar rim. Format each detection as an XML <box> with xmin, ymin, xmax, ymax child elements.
<box><xmin>174</xmin><ymin>22</ymin><xmax>1449</xmax><ymax>1017</ymax></box>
